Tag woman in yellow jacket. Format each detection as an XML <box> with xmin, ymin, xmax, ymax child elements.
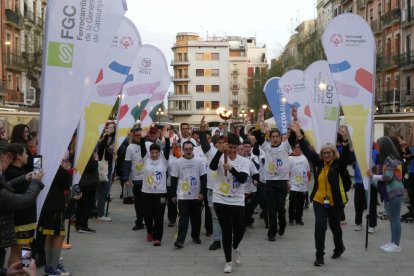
<box><xmin>290</xmin><ymin>122</ymin><xmax>352</xmax><ymax>267</ymax></box>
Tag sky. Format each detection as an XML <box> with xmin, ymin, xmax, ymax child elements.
<box><xmin>125</xmin><ymin>0</ymin><xmax>317</xmax><ymax>66</ymax></box>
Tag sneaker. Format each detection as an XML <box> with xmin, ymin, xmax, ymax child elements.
<box><xmin>146</xmin><ymin>233</ymin><xmax>154</xmax><ymax>242</ymax></box>
<box><xmin>278</xmin><ymin>227</ymin><xmax>285</xmax><ymax>236</ymax></box>
<box><xmin>132</xmin><ymin>224</ymin><xmax>144</xmax><ymax>231</ymax></box>
<box><xmin>223</xmin><ymin>262</ymin><xmax>233</xmax><ymax>273</ymax></box>
<box><xmin>153</xmin><ymin>240</ymin><xmax>161</xmax><ymax>246</ymax></box>
<box><xmin>233</xmin><ymin>248</ymin><xmax>241</xmax><ymax>264</ymax></box>
<box><xmin>331</xmin><ymin>246</ymin><xmax>345</xmax><ymax>259</ymax></box>
<box><xmin>206</xmin><ymin>232</ymin><xmax>213</xmax><ymax>237</ymax></box>
<box><xmin>78</xmin><ymin>227</ymin><xmax>96</xmax><ymax>233</ymax></box>
<box><xmin>192</xmin><ymin>238</ymin><xmax>202</xmax><ymax>244</ymax></box>
<box><xmin>174</xmin><ymin>241</ymin><xmax>184</xmax><ymax>249</ymax></box>
<box><xmin>98</xmin><ymin>216</ymin><xmax>112</xmax><ymax>222</ymax></box>
<box><xmin>383</xmin><ymin>243</ymin><xmax>401</xmax><ymax>253</ymax></box>
<box><xmin>168</xmin><ymin>221</ymin><xmax>175</xmax><ymax>227</ymax></box>
<box><xmin>314</xmin><ymin>257</ymin><xmax>324</xmax><ymax>267</ymax></box>
<box><xmin>56</xmin><ymin>263</ymin><xmax>71</xmax><ymax>276</ymax></box>
<box><xmin>209</xmin><ymin>241</ymin><xmax>221</xmax><ymax>250</ymax></box>
<box><xmin>368</xmin><ymin>227</ymin><xmax>375</xmax><ymax>234</ymax></box>
<box><xmin>379</xmin><ymin>242</ymin><xmax>393</xmax><ymax>251</ymax></box>
<box><xmin>267</xmin><ymin>235</ymin><xmax>276</xmax><ymax>242</ymax></box>
<box><xmin>61</xmin><ymin>242</ymin><xmax>71</xmax><ymax>250</ymax></box>
<box><xmin>354</xmin><ymin>224</ymin><xmax>363</xmax><ymax>231</ymax></box>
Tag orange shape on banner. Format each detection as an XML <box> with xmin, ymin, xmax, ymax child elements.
<box><xmin>119</xmin><ymin>104</ymin><xmax>129</xmax><ymax>120</ymax></box>
<box><xmin>96</xmin><ymin>69</ymin><xmax>104</xmax><ymax>84</ymax></box>
<box><xmin>304</xmin><ymin>105</ymin><xmax>311</xmax><ymax>118</ymax></box>
<box><xmin>355</xmin><ymin>68</ymin><xmax>372</xmax><ymax>93</ymax></box>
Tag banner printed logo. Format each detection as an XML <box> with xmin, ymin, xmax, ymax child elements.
<box><xmin>47</xmin><ymin>42</ymin><xmax>74</xmax><ymax>68</ymax></box>
<box><xmin>330</xmin><ymin>34</ymin><xmax>343</xmax><ymax>47</ymax></box>
<box><xmin>324</xmin><ymin>106</ymin><xmax>338</xmax><ymax>121</ymax></box>
<box><xmin>283</xmin><ymin>85</ymin><xmax>293</xmax><ymax>94</ymax></box>
<box><xmin>142</xmin><ymin>58</ymin><xmax>151</xmax><ymax>67</ymax></box>
<box><xmin>120</xmin><ymin>36</ymin><xmax>133</xmax><ymax>49</ymax></box>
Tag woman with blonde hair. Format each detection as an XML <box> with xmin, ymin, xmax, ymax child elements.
<box><xmin>289</xmin><ymin>122</ymin><xmax>351</xmax><ymax>267</ymax></box>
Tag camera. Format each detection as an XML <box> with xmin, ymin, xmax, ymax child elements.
<box><xmin>21</xmin><ymin>246</ymin><xmax>31</xmax><ymax>268</ymax></box>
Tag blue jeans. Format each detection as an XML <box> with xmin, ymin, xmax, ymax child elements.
<box><xmin>208</xmin><ymin>189</ymin><xmax>222</xmax><ymax>242</ymax></box>
<box><xmin>97</xmin><ymin>181</ymin><xmax>110</xmax><ymax>217</ymax></box>
<box><xmin>384</xmin><ymin>195</ymin><xmax>403</xmax><ymax>246</ymax></box>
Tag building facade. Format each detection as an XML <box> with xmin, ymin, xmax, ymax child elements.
<box><xmin>0</xmin><ymin>0</ymin><xmax>45</xmax><ymax>106</ymax></box>
<box><xmin>168</xmin><ymin>32</ymin><xmax>267</xmax><ymax>125</ymax></box>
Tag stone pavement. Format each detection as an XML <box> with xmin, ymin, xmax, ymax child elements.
<box><xmin>43</xmin><ymin>181</ymin><xmax>414</xmax><ymax>276</ymax></box>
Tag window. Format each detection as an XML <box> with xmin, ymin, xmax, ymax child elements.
<box><xmin>212</xmin><ymin>85</ymin><xmax>219</xmax><ymax>92</ymax></box>
<box><xmin>211</xmin><ymin>69</ymin><xmax>219</xmax><ymax>77</ymax></box>
<box><xmin>196</xmin><ymin>53</ymin><xmax>204</xmax><ymax>61</ymax></box>
<box><xmin>196</xmin><ymin>101</ymin><xmax>204</xmax><ymax>110</ymax></box>
<box><xmin>196</xmin><ymin>69</ymin><xmax>204</xmax><ymax>77</ymax></box>
<box><xmin>211</xmin><ymin>101</ymin><xmax>220</xmax><ymax>109</ymax></box>
<box><xmin>196</xmin><ymin>85</ymin><xmax>204</xmax><ymax>92</ymax></box>
<box><xmin>232</xmin><ymin>94</ymin><xmax>238</xmax><ymax>102</ymax></box>
<box><xmin>211</xmin><ymin>53</ymin><xmax>219</xmax><ymax>60</ymax></box>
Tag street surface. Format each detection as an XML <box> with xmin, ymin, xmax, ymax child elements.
<box><xmin>45</xmin><ymin>181</ymin><xmax>414</xmax><ymax>276</ymax></box>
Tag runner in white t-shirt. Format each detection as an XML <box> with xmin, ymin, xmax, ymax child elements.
<box><xmin>209</xmin><ymin>134</ymin><xmax>250</xmax><ymax>273</ymax></box>
<box><xmin>171</xmin><ymin>140</ymin><xmax>207</xmax><ymax>249</ymax></box>
<box><xmin>288</xmin><ymin>142</ymin><xmax>310</xmax><ymax>225</ymax></box>
<box><xmin>139</xmin><ymin>129</ymin><xmax>170</xmax><ymax>246</ymax></box>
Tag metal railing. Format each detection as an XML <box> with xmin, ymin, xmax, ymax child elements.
<box><xmin>5</xmin><ymin>9</ymin><xmax>23</xmax><ymax>27</ymax></box>
<box><xmin>370</xmin><ymin>20</ymin><xmax>382</xmax><ymax>33</ymax></box>
<box><xmin>377</xmin><ymin>53</ymin><xmax>399</xmax><ymax>70</ymax></box>
<box><xmin>398</xmin><ymin>50</ymin><xmax>414</xmax><ymax>67</ymax></box>
<box><xmin>381</xmin><ymin>8</ymin><xmax>401</xmax><ymax>27</ymax></box>
<box><xmin>2</xmin><ymin>53</ymin><xmax>26</xmax><ymax>70</ymax></box>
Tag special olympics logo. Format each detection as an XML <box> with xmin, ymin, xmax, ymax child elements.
<box><xmin>330</xmin><ymin>34</ymin><xmax>343</xmax><ymax>47</ymax></box>
<box><xmin>120</xmin><ymin>36</ymin><xmax>133</xmax><ymax>49</ymax></box>
<box><xmin>142</xmin><ymin>58</ymin><xmax>151</xmax><ymax>67</ymax></box>
<box><xmin>283</xmin><ymin>85</ymin><xmax>293</xmax><ymax>94</ymax></box>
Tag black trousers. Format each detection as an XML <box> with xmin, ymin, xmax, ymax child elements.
<box><xmin>132</xmin><ymin>181</ymin><xmax>144</xmax><ymax>227</ymax></box>
<box><xmin>288</xmin><ymin>191</ymin><xmax>306</xmax><ymax>223</ymax></box>
<box><xmin>313</xmin><ymin>201</ymin><xmax>344</xmax><ymax>258</ymax></box>
<box><xmin>166</xmin><ymin>186</ymin><xmax>177</xmax><ymax>223</ymax></box>
<box><xmin>75</xmin><ymin>189</ymin><xmax>96</xmax><ymax>228</ymax></box>
<box><xmin>214</xmin><ymin>203</ymin><xmax>245</xmax><ymax>262</ymax></box>
<box><xmin>176</xmin><ymin>199</ymin><xmax>202</xmax><ymax>243</ymax></box>
<box><xmin>0</xmin><ymin>247</ymin><xmax>5</xmax><ymax>269</ymax></box>
<box><xmin>204</xmin><ymin>195</ymin><xmax>213</xmax><ymax>234</ymax></box>
<box><xmin>245</xmin><ymin>192</ymin><xmax>257</xmax><ymax>226</ymax></box>
<box><xmin>354</xmin><ymin>183</ymin><xmax>378</xmax><ymax>227</ymax></box>
<box><xmin>142</xmin><ymin>193</ymin><xmax>166</xmax><ymax>241</ymax></box>
<box><xmin>266</xmin><ymin>181</ymin><xmax>288</xmax><ymax>237</ymax></box>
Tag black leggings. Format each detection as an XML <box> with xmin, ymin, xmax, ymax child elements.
<box><xmin>142</xmin><ymin>193</ymin><xmax>166</xmax><ymax>241</ymax></box>
<box><xmin>214</xmin><ymin>203</ymin><xmax>245</xmax><ymax>262</ymax></box>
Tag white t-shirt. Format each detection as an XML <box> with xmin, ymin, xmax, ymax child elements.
<box><xmin>288</xmin><ymin>155</ymin><xmax>310</xmax><ymax>192</ymax></box>
<box><xmin>204</xmin><ymin>147</ymin><xmax>219</xmax><ymax>190</ymax></box>
<box><xmin>124</xmin><ymin>143</ymin><xmax>144</xmax><ymax>181</ymax></box>
<box><xmin>212</xmin><ymin>154</ymin><xmax>250</xmax><ymax>206</ymax></box>
<box><xmin>167</xmin><ymin>155</ymin><xmax>179</xmax><ymax>187</ymax></box>
<box><xmin>261</xmin><ymin>140</ymin><xmax>291</xmax><ymax>181</ymax></box>
<box><xmin>141</xmin><ymin>154</ymin><xmax>168</xmax><ymax>194</ymax></box>
<box><xmin>244</xmin><ymin>155</ymin><xmax>259</xmax><ymax>193</ymax></box>
<box><xmin>171</xmin><ymin>156</ymin><xmax>207</xmax><ymax>200</ymax></box>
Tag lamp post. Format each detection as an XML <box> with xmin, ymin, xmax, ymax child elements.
<box><xmin>262</xmin><ymin>104</ymin><xmax>268</xmax><ymax>120</ymax></box>
<box><xmin>218</xmin><ymin>107</ymin><xmax>232</xmax><ymax>176</ymax></box>
<box><xmin>238</xmin><ymin>108</ymin><xmax>247</xmax><ymax>120</ymax></box>
<box><xmin>156</xmin><ymin>107</ymin><xmax>164</xmax><ymax>125</ymax></box>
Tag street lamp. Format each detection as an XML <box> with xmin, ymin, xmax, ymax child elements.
<box><xmin>156</xmin><ymin>107</ymin><xmax>164</xmax><ymax>125</ymax></box>
<box><xmin>249</xmin><ymin>108</ymin><xmax>255</xmax><ymax>122</ymax></box>
<box><xmin>239</xmin><ymin>108</ymin><xmax>247</xmax><ymax>119</ymax></box>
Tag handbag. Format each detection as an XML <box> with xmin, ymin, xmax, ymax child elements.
<box><xmin>98</xmin><ymin>160</ymin><xmax>109</xmax><ymax>182</ymax></box>
<box><xmin>123</xmin><ymin>185</ymin><xmax>134</xmax><ymax>205</ymax></box>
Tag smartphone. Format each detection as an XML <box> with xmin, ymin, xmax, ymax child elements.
<box><xmin>33</xmin><ymin>155</ymin><xmax>42</xmax><ymax>172</ymax></box>
<box><xmin>21</xmin><ymin>246</ymin><xmax>31</xmax><ymax>268</ymax></box>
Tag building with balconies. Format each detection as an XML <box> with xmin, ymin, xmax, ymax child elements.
<box><xmin>168</xmin><ymin>32</ymin><xmax>267</xmax><ymax>125</ymax></box>
<box><xmin>1</xmin><ymin>0</ymin><xmax>45</xmax><ymax>106</ymax></box>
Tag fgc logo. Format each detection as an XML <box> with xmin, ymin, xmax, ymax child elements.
<box><xmin>330</xmin><ymin>34</ymin><xmax>343</xmax><ymax>47</ymax></box>
<box><xmin>47</xmin><ymin>42</ymin><xmax>74</xmax><ymax>68</ymax></box>
<box><xmin>141</xmin><ymin>58</ymin><xmax>151</xmax><ymax>67</ymax></box>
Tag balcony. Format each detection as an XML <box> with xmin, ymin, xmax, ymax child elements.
<box><xmin>370</xmin><ymin>20</ymin><xmax>382</xmax><ymax>34</ymax></box>
<box><xmin>398</xmin><ymin>50</ymin><xmax>414</xmax><ymax>70</ymax></box>
<box><xmin>172</xmin><ymin>75</ymin><xmax>190</xmax><ymax>82</ymax></box>
<box><xmin>401</xmin><ymin>6</ymin><xmax>414</xmax><ymax>28</ymax></box>
<box><xmin>170</xmin><ymin>58</ymin><xmax>189</xmax><ymax>65</ymax></box>
<box><xmin>24</xmin><ymin>10</ymin><xmax>35</xmax><ymax>24</ymax></box>
<box><xmin>377</xmin><ymin>53</ymin><xmax>399</xmax><ymax>71</ymax></box>
<box><xmin>231</xmin><ymin>84</ymin><xmax>240</xmax><ymax>91</ymax></box>
<box><xmin>167</xmin><ymin>92</ymin><xmax>192</xmax><ymax>101</ymax></box>
<box><xmin>381</xmin><ymin>8</ymin><xmax>401</xmax><ymax>28</ymax></box>
<box><xmin>5</xmin><ymin>9</ymin><xmax>23</xmax><ymax>28</ymax></box>
<box><xmin>358</xmin><ymin>0</ymin><xmax>366</xmax><ymax>10</ymax></box>
<box><xmin>2</xmin><ymin>53</ymin><xmax>27</xmax><ymax>71</ymax></box>
<box><xmin>4</xmin><ymin>89</ymin><xmax>24</xmax><ymax>104</ymax></box>
<box><xmin>35</xmin><ymin>17</ymin><xmax>44</xmax><ymax>28</ymax></box>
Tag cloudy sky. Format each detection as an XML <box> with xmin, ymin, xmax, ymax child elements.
<box><xmin>125</xmin><ymin>0</ymin><xmax>317</xmax><ymax>65</ymax></box>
